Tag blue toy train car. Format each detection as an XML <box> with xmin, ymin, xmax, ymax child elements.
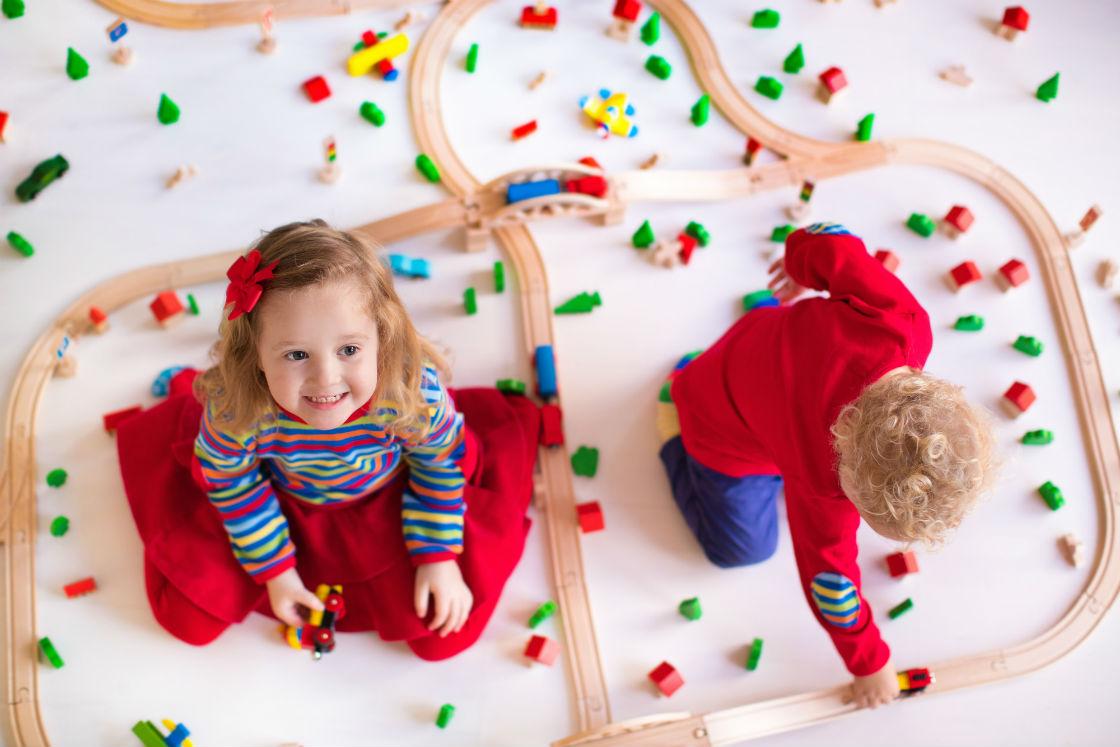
<box><xmin>534</xmin><ymin>344</ymin><xmax>557</xmax><ymax>399</ymax></box>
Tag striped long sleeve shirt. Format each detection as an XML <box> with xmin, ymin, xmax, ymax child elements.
<box><xmin>193</xmin><ymin>365</ymin><xmax>467</xmax><ymax>583</ymax></box>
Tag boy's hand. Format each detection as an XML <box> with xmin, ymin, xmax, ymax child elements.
<box><xmin>767</xmin><ymin>257</ymin><xmax>809</xmax><ymax>304</ymax></box>
<box><xmin>414</xmin><ymin>560</ymin><xmax>473</xmax><ymax>638</ymax></box>
<box><xmin>265</xmin><ymin>568</ymin><xmax>325</xmax><ymax>627</ymax></box>
<box><xmin>847</xmin><ymin>658</ymin><xmax>901</xmax><ymax>709</ymax></box>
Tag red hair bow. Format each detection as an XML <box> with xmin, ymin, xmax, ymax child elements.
<box><xmin>225</xmin><ymin>249</ymin><xmax>279</xmax><ymax>321</ymax></box>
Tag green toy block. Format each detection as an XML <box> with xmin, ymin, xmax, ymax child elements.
<box><xmin>659</xmin><ymin>380</ymin><xmax>673</xmax><ymax>403</ymax></box>
<box><xmin>645</xmin><ymin>55</ymin><xmax>672</xmax><ymax>81</ymax></box>
<box><xmin>465</xmin><ymin>43</ymin><xmax>479</xmax><ymax>73</ymax></box>
<box><xmin>496</xmin><ymin>379</ymin><xmax>527</xmax><ymax>396</ymax></box>
<box><xmin>528</xmin><ymin>600</ymin><xmax>557</xmax><ymax>628</ymax></box>
<box><xmin>1036</xmin><ymin>73</ymin><xmax>1059</xmax><ymax>103</ymax></box>
<box><xmin>3</xmin><ymin>0</ymin><xmax>26</xmax><ymax>20</ymax></box>
<box><xmin>50</xmin><ymin>516</ymin><xmax>70</xmax><ymax>537</ymax></box>
<box><xmin>494</xmin><ymin>261</ymin><xmax>506</xmax><ymax>293</ymax></box>
<box><xmin>888</xmin><ymin>598</ymin><xmax>913</xmax><ymax>620</ymax></box>
<box><xmin>691</xmin><ymin>94</ymin><xmax>710</xmax><ymax>127</ymax></box>
<box><xmin>685</xmin><ymin>221</ymin><xmax>710</xmax><ymax>247</ymax></box>
<box><xmin>1013</xmin><ymin>335</ymin><xmax>1043</xmax><ymax>357</ymax></box>
<box><xmin>755</xmin><ymin>76</ymin><xmax>783</xmax><ymax>101</ymax></box>
<box><xmin>1039</xmin><ymin>481</ymin><xmax>1065</xmax><ymax>511</ymax></box>
<box><xmin>38</xmin><ymin>637</ymin><xmax>64</xmax><ymax>668</ymax></box>
<box><xmin>555</xmin><ymin>291</ymin><xmax>602</xmax><ymax>315</ymax></box>
<box><xmin>46</xmin><ymin>468</ymin><xmax>68</xmax><ymax>488</ymax></box>
<box><xmin>7</xmin><ymin>231</ymin><xmax>34</xmax><ymax>257</ymax></box>
<box><xmin>678</xmin><ymin>597</ymin><xmax>702</xmax><ymax>620</ymax></box>
<box><xmin>906</xmin><ymin>212</ymin><xmax>935</xmax><ymax>238</ymax></box>
<box><xmin>632</xmin><ymin>220</ymin><xmax>656</xmax><ymax>249</ymax></box>
<box><xmin>463</xmin><ymin>287</ymin><xmax>477</xmax><ymax>315</ymax></box>
<box><xmin>66</xmin><ymin>47</ymin><xmax>89</xmax><ymax>81</ymax></box>
<box><xmin>571</xmin><ymin>446</ymin><xmax>599</xmax><ymax>477</ymax></box>
<box><xmin>770</xmin><ymin>224</ymin><xmax>795</xmax><ymax>242</ymax></box>
<box><xmin>640</xmin><ymin>12</ymin><xmax>660</xmax><ymax>45</ymax></box>
<box><xmin>436</xmin><ymin>703</ymin><xmax>456</xmax><ymax>729</ymax></box>
<box><xmin>751</xmin><ymin>9</ymin><xmax>780</xmax><ymax>29</ymax></box>
<box><xmin>132</xmin><ymin>721</ymin><xmax>168</xmax><ymax>747</ymax></box>
<box><xmin>157</xmin><ymin>93</ymin><xmax>180</xmax><ymax>125</ymax></box>
<box><xmin>1022</xmin><ymin>429</ymin><xmax>1054</xmax><ymax>446</ymax></box>
<box><xmin>953</xmin><ymin>314</ymin><xmax>984</xmax><ymax>332</ymax></box>
<box><xmin>783</xmin><ymin>43</ymin><xmax>805</xmax><ymax>74</ymax></box>
<box><xmin>746</xmin><ymin>637</ymin><xmax>764</xmax><ymax>670</ymax></box>
<box><xmin>742</xmin><ymin>289</ymin><xmax>776</xmax><ymax>312</ymax></box>
<box><xmin>187</xmin><ymin>293</ymin><xmax>199</xmax><ymax>315</ymax></box>
<box><xmin>856</xmin><ymin>113</ymin><xmax>875</xmax><ymax>142</ymax></box>
<box><xmin>359</xmin><ymin>101</ymin><xmax>386</xmax><ymax>127</ymax></box>
<box><xmin>415</xmin><ymin>153</ymin><xmax>441</xmax><ymax>183</ymax></box>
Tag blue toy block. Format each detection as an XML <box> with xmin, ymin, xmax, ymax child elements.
<box><xmin>535</xmin><ymin>344</ymin><xmax>557</xmax><ymax>398</ymax></box>
<box><xmin>151</xmin><ymin>366</ymin><xmax>188</xmax><ymax>398</ymax></box>
<box><xmin>507</xmin><ymin>179</ymin><xmax>562</xmax><ymax>204</ymax></box>
<box><xmin>164</xmin><ymin>723</ymin><xmax>190</xmax><ymax>747</ymax></box>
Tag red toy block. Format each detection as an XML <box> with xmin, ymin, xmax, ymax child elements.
<box><xmin>941</xmin><ymin>205</ymin><xmax>974</xmax><ymax>238</ymax></box>
<box><xmin>149</xmin><ymin>290</ymin><xmax>185</xmax><ymax>326</ymax></box>
<box><xmin>576</xmin><ymin>501</ymin><xmax>605</xmax><ymax>533</ymax></box>
<box><xmin>947</xmin><ymin>261</ymin><xmax>982</xmax><ymax>292</ymax></box>
<box><xmin>874</xmin><ymin>249</ymin><xmax>899</xmax><ymax>273</ymax></box>
<box><xmin>1002</xmin><ymin>381</ymin><xmax>1036</xmax><ymax>417</ymax></box>
<box><xmin>302</xmin><ymin>75</ymin><xmax>331</xmax><ymax>103</ymax></box>
<box><xmin>578</xmin><ymin>156</ymin><xmax>603</xmax><ymax>170</ymax></box>
<box><xmin>677</xmin><ymin>233</ymin><xmax>698</xmax><ymax>265</ymax></box>
<box><xmin>566</xmin><ymin>176</ymin><xmax>608</xmax><ymax>198</ymax></box>
<box><xmin>1002</xmin><ymin>6</ymin><xmax>1029</xmax><ymax>31</ymax></box>
<box><xmin>818</xmin><ymin>67</ymin><xmax>848</xmax><ymax>95</ymax></box>
<box><xmin>997</xmin><ymin>258</ymin><xmax>1029</xmax><ymax>290</ymax></box>
<box><xmin>88</xmin><ymin>305</ymin><xmax>109</xmax><ymax>333</ymax></box>
<box><xmin>648</xmin><ymin>661</ymin><xmax>684</xmax><ymax>697</ymax></box>
<box><xmin>361</xmin><ymin>29</ymin><xmax>378</xmax><ymax>46</ymax></box>
<box><xmin>63</xmin><ymin>577</ymin><xmax>98</xmax><ymax>598</ymax></box>
<box><xmin>524</xmin><ymin>634</ymin><xmax>560</xmax><ymax>665</ymax></box>
<box><xmin>512</xmin><ymin>120</ymin><xmax>538</xmax><ymax>140</ymax></box>
<box><xmin>0</xmin><ymin>110</ymin><xmax>9</xmax><ymax>142</ymax></box>
<box><xmin>613</xmin><ymin>0</ymin><xmax>641</xmax><ymax>22</ymax></box>
<box><xmin>540</xmin><ymin>403</ymin><xmax>564</xmax><ymax>446</ymax></box>
<box><xmin>520</xmin><ymin>5</ymin><xmax>558</xmax><ymax>30</ymax></box>
<box><xmin>103</xmin><ymin>405</ymin><xmax>143</xmax><ymax>433</ymax></box>
<box><xmin>886</xmin><ymin>551</ymin><xmax>919</xmax><ymax>578</ymax></box>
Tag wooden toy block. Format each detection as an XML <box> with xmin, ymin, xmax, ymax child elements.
<box><xmin>0</xmin><ymin>110</ymin><xmax>9</xmax><ymax>142</ymax></box>
<box><xmin>576</xmin><ymin>501</ymin><xmax>604</xmax><ymax>533</ymax></box>
<box><xmin>874</xmin><ymin>249</ymin><xmax>899</xmax><ymax>273</ymax></box>
<box><xmin>150</xmin><ymin>290</ymin><xmax>185</xmax><ymax>326</ymax></box>
<box><xmin>540</xmin><ymin>404</ymin><xmax>564</xmax><ymax>446</ymax></box>
<box><xmin>746</xmin><ymin>637</ymin><xmax>764</xmax><ymax>670</ymax></box>
<box><xmin>50</xmin><ymin>516</ymin><xmax>70</xmax><ymax>537</ymax></box>
<box><xmin>38</xmin><ymin>637</ymin><xmax>64</xmax><ymax>669</ymax></box>
<box><xmin>755</xmin><ymin>76</ymin><xmax>783</xmax><ymax>101</ymax></box>
<box><xmin>750</xmin><ymin>9</ymin><xmax>780</xmax><ymax>28</ymax></box>
<box><xmin>511</xmin><ymin>119</ymin><xmax>538</xmax><ymax>140</ymax></box>
<box><xmin>578</xmin><ymin>156</ymin><xmax>603</xmax><ymax>170</ymax></box>
<box><xmin>436</xmin><ymin>703</ymin><xmax>455</xmax><ymax>729</ymax></box>
<box><xmin>571</xmin><ymin>446</ymin><xmax>599</xmax><ymax>477</ymax></box>
<box><xmin>645</xmin><ymin>55</ymin><xmax>672</xmax><ymax>80</ymax></box>
<box><xmin>1022</xmin><ymin>429</ymin><xmax>1053</xmax><ymax>445</ymax></box>
<box><xmin>939</xmin><ymin>65</ymin><xmax>973</xmax><ymax>87</ymax></box>
<box><xmin>520</xmin><ymin>4</ymin><xmax>557</xmax><ymax>30</ymax></box>
<box><xmin>496</xmin><ymin>378</ymin><xmax>527</xmax><ymax>395</ymax></box>
<box><xmin>685</xmin><ymin>221</ymin><xmax>711</xmax><ymax>247</ymax></box>
<box><xmin>632</xmin><ymin>220</ymin><xmax>655</xmax><ymax>248</ymax></box>
<box><xmin>997</xmin><ymin>259</ymin><xmax>1029</xmax><ymax>290</ymax></box>
<box><xmin>744</xmin><ymin>136</ymin><xmax>763</xmax><ymax>165</ymax></box>
<box><xmin>817</xmin><ymin>67</ymin><xmax>847</xmax><ymax>103</ymax></box>
<box><xmin>555</xmin><ymin>291</ymin><xmax>602</xmax><ymax>314</ymax></box>
<box><xmin>103</xmin><ymin>405</ymin><xmax>144</xmax><ymax>433</ymax></box>
<box><xmin>886</xmin><ymin>551</ymin><xmax>919</xmax><ymax>577</ymax></box>
<box><xmin>940</xmin><ymin>205</ymin><xmax>974</xmax><ymax>238</ymax></box>
<box><xmin>1001</xmin><ymin>381</ymin><xmax>1036</xmax><ymax>417</ymax></box>
<box><xmin>783</xmin><ymin>44</ymin><xmax>804</xmax><ymax>74</ymax></box>
<box><xmin>66</xmin><ymin>47</ymin><xmax>89</xmax><ymax>81</ymax></box>
<box><xmin>953</xmin><ymin>314</ymin><xmax>984</xmax><ymax>331</ymax></box>
<box><xmin>947</xmin><ymin>261</ymin><xmax>982</xmax><ymax>292</ymax></box>
<box><xmin>640</xmin><ymin>12</ymin><xmax>660</xmax><ymax>45</ymax></box>
<box><xmin>529</xmin><ymin>70</ymin><xmax>550</xmax><ymax>90</ymax></box>
<box><xmin>463</xmin><ymin>287</ymin><xmax>477</xmax><ymax>315</ymax></box>
<box><xmin>157</xmin><ymin>94</ymin><xmax>180</xmax><ymax>125</ymax></box>
<box><xmin>302</xmin><ymin>75</ymin><xmax>331</xmax><ymax>103</ymax></box>
<box><xmin>855</xmin><ymin>113</ymin><xmax>875</xmax><ymax>142</ymax></box>
<box><xmin>63</xmin><ymin>577</ymin><xmax>97</xmax><ymax>598</ymax></box>
<box><xmin>528</xmin><ymin>600</ymin><xmax>557</xmax><ymax>628</ymax></box>
<box><xmin>677</xmin><ymin>233</ymin><xmax>698</xmax><ymax>265</ymax></box>
<box><xmin>1038</xmin><ymin>481</ymin><xmax>1065</xmax><ymax>511</ymax></box>
<box><xmin>1097</xmin><ymin>259</ymin><xmax>1117</xmax><ymax>289</ymax></box>
<box><xmin>906</xmin><ymin>212</ymin><xmax>936</xmax><ymax>237</ymax></box>
<box><xmin>678</xmin><ymin>597</ymin><xmax>702</xmax><ymax>620</ymax></box>
<box><xmin>1013</xmin><ymin>335</ymin><xmax>1043</xmax><ymax>357</ymax></box>
<box><xmin>1059</xmin><ymin>533</ymin><xmax>1085</xmax><ymax>568</ymax></box>
<box><xmin>1036</xmin><ymin>73</ymin><xmax>1059</xmax><ymax>103</ymax></box>
<box><xmin>45</xmin><ymin>468</ymin><xmax>67</xmax><ymax>488</ymax></box>
<box><xmin>465</xmin><ymin>43</ymin><xmax>479</xmax><ymax>72</ymax></box>
<box><xmin>524</xmin><ymin>634</ymin><xmax>560</xmax><ymax>665</ymax></box>
<box><xmin>997</xmin><ymin>6</ymin><xmax>1029</xmax><ymax>41</ymax></box>
<box><xmin>648</xmin><ymin>661</ymin><xmax>684</xmax><ymax>697</ymax></box>
<box><xmin>888</xmin><ymin>598</ymin><xmax>914</xmax><ymax>619</ymax></box>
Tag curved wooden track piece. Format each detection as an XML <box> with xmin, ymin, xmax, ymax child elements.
<box><xmin>92</xmin><ymin>0</ymin><xmax>419</xmax><ymax>30</ymax></box>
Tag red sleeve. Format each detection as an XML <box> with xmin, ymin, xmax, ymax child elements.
<box><xmin>784</xmin><ymin>225</ymin><xmax>925</xmax><ymax>317</ymax></box>
<box><xmin>784</xmin><ymin>480</ymin><xmax>891</xmax><ymax>677</ymax></box>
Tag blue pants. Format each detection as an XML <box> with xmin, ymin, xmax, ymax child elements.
<box><xmin>659</xmin><ymin>436</ymin><xmax>782</xmax><ymax>568</ymax></box>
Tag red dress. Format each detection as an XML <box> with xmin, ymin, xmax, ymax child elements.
<box><xmin>117</xmin><ymin>371</ymin><xmax>541</xmax><ymax>660</ymax></box>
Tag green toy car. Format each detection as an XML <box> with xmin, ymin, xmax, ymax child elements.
<box><xmin>16</xmin><ymin>154</ymin><xmax>70</xmax><ymax>202</ymax></box>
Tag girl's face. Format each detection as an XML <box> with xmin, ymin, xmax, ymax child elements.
<box><xmin>255</xmin><ymin>278</ymin><xmax>379</xmax><ymax>430</ymax></box>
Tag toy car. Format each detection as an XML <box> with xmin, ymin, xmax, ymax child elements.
<box><xmin>283</xmin><ymin>584</ymin><xmax>346</xmax><ymax>660</ymax></box>
<box><xmin>897</xmin><ymin>667</ymin><xmax>934</xmax><ymax>697</ymax></box>
<box><xmin>16</xmin><ymin>154</ymin><xmax>70</xmax><ymax>202</ymax></box>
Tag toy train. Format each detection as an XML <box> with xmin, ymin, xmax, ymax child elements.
<box><xmin>897</xmin><ymin>667</ymin><xmax>933</xmax><ymax>697</ymax></box>
<box><xmin>506</xmin><ymin>174</ymin><xmax>609</xmax><ymax>205</ymax></box>
<box><xmin>283</xmin><ymin>584</ymin><xmax>346</xmax><ymax>660</ymax></box>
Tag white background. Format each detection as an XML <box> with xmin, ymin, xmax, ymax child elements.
<box><xmin>2</xmin><ymin>0</ymin><xmax>1120</xmax><ymax>745</ymax></box>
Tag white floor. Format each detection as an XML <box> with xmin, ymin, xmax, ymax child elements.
<box><xmin>2</xmin><ymin>0</ymin><xmax>1120</xmax><ymax>745</ymax></box>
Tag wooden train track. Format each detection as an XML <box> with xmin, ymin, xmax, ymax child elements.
<box><xmin>2</xmin><ymin>1</ymin><xmax>1116</xmax><ymax>746</ymax></box>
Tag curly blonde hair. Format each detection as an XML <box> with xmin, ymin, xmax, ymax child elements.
<box><xmin>194</xmin><ymin>219</ymin><xmax>447</xmax><ymax>438</ymax></box>
<box><xmin>831</xmin><ymin>370</ymin><xmax>997</xmax><ymax>547</ymax></box>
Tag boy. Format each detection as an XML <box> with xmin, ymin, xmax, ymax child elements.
<box><xmin>658</xmin><ymin>223</ymin><xmax>996</xmax><ymax>707</ymax></box>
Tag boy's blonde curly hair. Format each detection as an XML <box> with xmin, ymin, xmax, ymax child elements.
<box><xmin>831</xmin><ymin>370</ymin><xmax>997</xmax><ymax>547</ymax></box>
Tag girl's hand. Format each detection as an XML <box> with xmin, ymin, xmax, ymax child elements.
<box><xmin>265</xmin><ymin>568</ymin><xmax>325</xmax><ymax>627</ymax></box>
<box><xmin>414</xmin><ymin>560</ymin><xmax>473</xmax><ymax>638</ymax></box>
<box><xmin>846</xmin><ymin>658</ymin><xmax>901</xmax><ymax>709</ymax></box>
<box><xmin>767</xmin><ymin>256</ymin><xmax>809</xmax><ymax>304</ymax></box>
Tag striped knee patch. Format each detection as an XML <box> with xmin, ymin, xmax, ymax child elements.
<box><xmin>810</xmin><ymin>572</ymin><xmax>860</xmax><ymax>629</ymax></box>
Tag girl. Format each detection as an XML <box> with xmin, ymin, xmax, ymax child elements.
<box><xmin>117</xmin><ymin>220</ymin><xmax>541</xmax><ymax>660</ymax></box>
